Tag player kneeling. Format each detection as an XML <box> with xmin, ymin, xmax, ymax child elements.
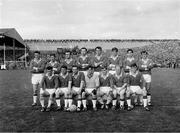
<box><xmin>71</xmin><ymin>65</ymin><xmax>85</xmax><ymax>112</ymax></box>
<box><xmin>126</xmin><ymin>63</ymin><xmax>150</xmax><ymax>111</ymax></box>
<box><xmin>97</xmin><ymin>66</ymin><xmax>113</xmax><ymax>109</ymax></box>
<box><xmin>111</xmin><ymin>65</ymin><xmax>128</xmax><ymax>110</ymax></box>
<box><xmin>55</xmin><ymin>65</ymin><xmax>72</xmax><ymax>111</ymax></box>
<box><xmin>40</xmin><ymin>66</ymin><xmax>59</xmax><ymax>112</ymax></box>
<box><xmin>82</xmin><ymin>66</ymin><xmax>99</xmax><ymax>111</ymax></box>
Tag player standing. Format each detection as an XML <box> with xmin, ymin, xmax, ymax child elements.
<box><xmin>46</xmin><ymin>54</ymin><xmax>60</xmax><ymax>75</ymax></box>
<box><xmin>97</xmin><ymin>66</ymin><xmax>113</xmax><ymax>109</ymax></box>
<box><xmin>108</xmin><ymin>47</ymin><xmax>122</xmax><ymax>75</ymax></box>
<box><xmin>111</xmin><ymin>65</ymin><xmax>128</xmax><ymax>110</ymax></box>
<box><xmin>138</xmin><ymin>51</ymin><xmax>154</xmax><ymax>106</ymax></box>
<box><xmin>55</xmin><ymin>65</ymin><xmax>72</xmax><ymax>111</ymax></box>
<box><xmin>71</xmin><ymin>65</ymin><xmax>85</xmax><ymax>111</ymax></box>
<box><xmin>126</xmin><ymin>63</ymin><xmax>149</xmax><ymax>111</ymax></box>
<box><xmin>39</xmin><ymin>66</ymin><xmax>59</xmax><ymax>112</ymax></box>
<box><xmin>30</xmin><ymin>51</ymin><xmax>46</xmax><ymax>106</ymax></box>
<box><xmin>82</xmin><ymin>66</ymin><xmax>99</xmax><ymax>111</ymax></box>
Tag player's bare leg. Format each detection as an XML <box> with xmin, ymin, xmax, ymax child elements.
<box><xmin>112</xmin><ymin>90</ymin><xmax>117</xmax><ymax>110</ymax></box>
<box><xmin>32</xmin><ymin>84</ymin><xmax>38</xmax><ymax>106</ymax></box>
<box><xmin>55</xmin><ymin>90</ymin><xmax>62</xmax><ymax>111</ymax></box>
<box><xmin>40</xmin><ymin>93</ymin><xmax>46</xmax><ymax>112</ymax></box>
<box><xmin>126</xmin><ymin>89</ymin><xmax>132</xmax><ymax>111</ymax></box>
<box><xmin>82</xmin><ymin>91</ymin><xmax>87</xmax><ymax>111</ymax></box>
<box><xmin>142</xmin><ymin>89</ymin><xmax>150</xmax><ymax>111</ymax></box>
<box><xmin>92</xmin><ymin>92</ymin><xmax>97</xmax><ymax>111</ymax></box>
<box><xmin>64</xmin><ymin>92</ymin><xmax>69</xmax><ymax>111</ymax></box>
<box><xmin>119</xmin><ymin>89</ymin><xmax>125</xmax><ymax>110</ymax></box>
<box><xmin>46</xmin><ymin>93</ymin><xmax>54</xmax><ymax>112</ymax></box>
<box><xmin>146</xmin><ymin>83</ymin><xmax>152</xmax><ymax>106</ymax></box>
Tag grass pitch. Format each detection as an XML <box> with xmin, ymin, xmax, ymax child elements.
<box><xmin>0</xmin><ymin>68</ymin><xmax>180</xmax><ymax>132</ymax></box>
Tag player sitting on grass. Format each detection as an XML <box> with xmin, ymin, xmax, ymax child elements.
<box><xmin>82</xmin><ymin>66</ymin><xmax>100</xmax><ymax>111</ymax></box>
<box><xmin>71</xmin><ymin>65</ymin><xmax>85</xmax><ymax>112</ymax></box>
<box><xmin>30</xmin><ymin>51</ymin><xmax>46</xmax><ymax>107</ymax></box>
<box><xmin>76</xmin><ymin>47</ymin><xmax>91</xmax><ymax>74</ymax></box>
<box><xmin>126</xmin><ymin>63</ymin><xmax>150</xmax><ymax>111</ymax></box>
<box><xmin>55</xmin><ymin>65</ymin><xmax>72</xmax><ymax>111</ymax></box>
<box><xmin>111</xmin><ymin>65</ymin><xmax>128</xmax><ymax>110</ymax></box>
<box><xmin>40</xmin><ymin>66</ymin><xmax>59</xmax><ymax>112</ymax></box>
<box><xmin>97</xmin><ymin>66</ymin><xmax>113</xmax><ymax>109</ymax></box>
<box><xmin>138</xmin><ymin>51</ymin><xmax>154</xmax><ymax>106</ymax></box>
<box><xmin>108</xmin><ymin>47</ymin><xmax>122</xmax><ymax>75</ymax></box>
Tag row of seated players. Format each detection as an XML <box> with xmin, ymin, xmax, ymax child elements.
<box><xmin>30</xmin><ymin>47</ymin><xmax>156</xmax><ymax>112</ymax></box>
<box><xmin>39</xmin><ymin>64</ymin><xmax>150</xmax><ymax>112</ymax></box>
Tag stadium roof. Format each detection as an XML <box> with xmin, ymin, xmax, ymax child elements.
<box><xmin>0</xmin><ymin>28</ymin><xmax>26</xmax><ymax>48</ymax></box>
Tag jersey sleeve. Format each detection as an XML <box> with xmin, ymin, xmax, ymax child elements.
<box><xmin>40</xmin><ymin>76</ymin><xmax>46</xmax><ymax>89</ymax></box>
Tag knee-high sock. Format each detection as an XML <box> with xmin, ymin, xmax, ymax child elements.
<box><xmin>64</xmin><ymin>98</ymin><xmax>68</xmax><ymax>108</ymax></box>
<box><xmin>120</xmin><ymin>99</ymin><xmax>125</xmax><ymax>106</ymax></box>
<box><xmin>56</xmin><ymin>98</ymin><xmax>61</xmax><ymax>107</ymax></box>
<box><xmin>112</xmin><ymin>99</ymin><xmax>117</xmax><ymax>106</ymax></box>
<box><xmin>127</xmin><ymin>98</ymin><xmax>131</xmax><ymax>107</ymax></box>
<box><xmin>40</xmin><ymin>98</ymin><xmax>45</xmax><ymax>107</ymax></box>
<box><xmin>82</xmin><ymin>99</ymin><xmax>87</xmax><ymax>108</ymax></box>
<box><xmin>147</xmin><ymin>95</ymin><xmax>151</xmax><ymax>103</ymax></box>
<box><xmin>33</xmin><ymin>96</ymin><xmax>38</xmax><ymax>103</ymax></box>
<box><xmin>92</xmin><ymin>99</ymin><xmax>97</xmax><ymax>108</ymax></box>
<box><xmin>143</xmin><ymin>96</ymin><xmax>148</xmax><ymax>107</ymax></box>
<box><xmin>47</xmin><ymin>99</ymin><xmax>53</xmax><ymax>108</ymax></box>
<box><xmin>77</xmin><ymin>100</ymin><xmax>81</xmax><ymax>108</ymax></box>
<box><xmin>68</xmin><ymin>99</ymin><xmax>73</xmax><ymax>107</ymax></box>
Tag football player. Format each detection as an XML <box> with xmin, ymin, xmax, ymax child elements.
<box><xmin>62</xmin><ymin>51</ymin><xmax>76</xmax><ymax>73</ymax></box>
<box><xmin>46</xmin><ymin>54</ymin><xmax>60</xmax><ymax>75</ymax></box>
<box><xmin>111</xmin><ymin>65</ymin><xmax>128</xmax><ymax>110</ymax></box>
<box><xmin>123</xmin><ymin>49</ymin><xmax>137</xmax><ymax>74</ymax></box>
<box><xmin>126</xmin><ymin>63</ymin><xmax>149</xmax><ymax>111</ymax></box>
<box><xmin>71</xmin><ymin>65</ymin><xmax>85</xmax><ymax>111</ymax></box>
<box><xmin>76</xmin><ymin>47</ymin><xmax>91</xmax><ymax>74</ymax></box>
<box><xmin>97</xmin><ymin>66</ymin><xmax>113</xmax><ymax>109</ymax></box>
<box><xmin>138</xmin><ymin>51</ymin><xmax>154</xmax><ymax>106</ymax></box>
<box><xmin>30</xmin><ymin>51</ymin><xmax>46</xmax><ymax>106</ymax></box>
<box><xmin>82</xmin><ymin>66</ymin><xmax>99</xmax><ymax>111</ymax></box>
<box><xmin>40</xmin><ymin>66</ymin><xmax>59</xmax><ymax>112</ymax></box>
<box><xmin>55</xmin><ymin>65</ymin><xmax>72</xmax><ymax>111</ymax></box>
<box><xmin>92</xmin><ymin>46</ymin><xmax>108</xmax><ymax>75</ymax></box>
<box><xmin>108</xmin><ymin>47</ymin><xmax>122</xmax><ymax>75</ymax></box>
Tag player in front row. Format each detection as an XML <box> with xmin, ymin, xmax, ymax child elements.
<box><xmin>97</xmin><ymin>66</ymin><xmax>113</xmax><ymax>109</ymax></box>
<box><xmin>126</xmin><ymin>63</ymin><xmax>150</xmax><ymax>111</ymax></box>
<box><xmin>55</xmin><ymin>65</ymin><xmax>72</xmax><ymax>111</ymax></box>
<box><xmin>30</xmin><ymin>51</ymin><xmax>46</xmax><ymax>106</ymax></box>
<box><xmin>82</xmin><ymin>66</ymin><xmax>100</xmax><ymax>111</ymax></box>
<box><xmin>111</xmin><ymin>65</ymin><xmax>128</xmax><ymax>110</ymax></box>
<box><xmin>70</xmin><ymin>65</ymin><xmax>85</xmax><ymax>111</ymax></box>
<box><xmin>40</xmin><ymin>66</ymin><xmax>59</xmax><ymax>112</ymax></box>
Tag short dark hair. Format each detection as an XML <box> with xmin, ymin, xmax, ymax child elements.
<box><xmin>72</xmin><ymin>65</ymin><xmax>79</xmax><ymax>69</ymax></box>
<box><xmin>141</xmin><ymin>50</ymin><xmax>148</xmax><ymax>55</ymax></box>
<box><xmin>127</xmin><ymin>49</ymin><xmax>133</xmax><ymax>53</ymax></box>
<box><xmin>34</xmin><ymin>51</ymin><xmax>40</xmax><ymax>54</ymax></box>
<box><xmin>130</xmin><ymin>63</ymin><xmax>138</xmax><ymax>68</ymax></box>
<box><xmin>95</xmin><ymin>46</ymin><xmax>102</xmax><ymax>51</ymax></box>
<box><xmin>112</xmin><ymin>47</ymin><xmax>118</xmax><ymax>52</ymax></box>
<box><xmin>61</xmin><ymin>65</ymin><xmax>67</xmax><ymax>70</ymax></box>
<box><xmin>65</xmin><ymin>51</ymin><xmax>71</xmax><ymax>54</ymax></box>
<box><xmin>46</xmin><ymin>66</ymin><xmax>53</xmax><ymax>70</ymax></box>
<box><xmin>81</xmin><ymin>47</ymin><xmax>87</xmax><ymax>51</ymax></box>
<box><xmin>87</xmin><ymin>65</ymin><xmax>95</xmax><ymax>70</ymax></box>
<box><xmin>50</xmin><ymin>54</ymin><xmax>55</xmax><ymax>57</ymax></box>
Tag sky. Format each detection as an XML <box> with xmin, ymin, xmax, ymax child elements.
<box><xmin>0</xmin><ymin>0</ymin><xmax>180</xmax><ymax>39</ymax></box>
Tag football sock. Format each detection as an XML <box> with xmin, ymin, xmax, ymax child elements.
<box><xmin>134</xmin><ymin>95</ymin><xmax>138</xmax><ymax>103</ymax></box>
<box><xmin>140</xmin><ymin>95</ymin><xmax>143</xmax><ymax>104</ymax></box>
<box><xmin>47</xmin><ymin>99</ymin><xmax>52</xmax><ymax>108</ymax></box>
<box><xmin>33</xmin><ymin>96</ymin><xmax>37</xmax><ymax>103</ymax></box>
<box><xmin>127</xmin><ymin>98</ymin><xmax>131</xmax><ymax>107</ymax></box>
<box><xmin>64</xmin><ymin>99</ymin><xmax>68</xmax><ymax>108</ymax></box>
<box><xmin>56</xmin><ymin>99</ymin><xmax>61</xmax><ymax>107</ymax></box>
<box><xmin>120</xmin><ymin>99</ymin><xmax>125</xmax><ymax>106</ymax></box>
<box><xmin>82</xmin><ymin>100</ymin><xmax>87</xmax><ymax>108</ymax></box>
<box><xmin>143</xmin><ymin>96</ymin><xmax>148</xmax><ymax>107</ymax></box>
<box><xmin>68</xmin><ymin>99</ymin><xmax>73</xmax><ymax>107</ymax></box>
<box><xmin>147</xmin><ymin>95</ymin><xmax>151</xmax><ymax>104</ymax></box>
<box><xmin>77</xmin><ymin>100</ymin><xmax>81</xmax><ymax>108</ymax></box>
<box><xmin>112</xmin><ymin>100</ymin><xmax>117</xmax><ymax>106</ymax></box>
<box><xmin>92</xmin><ymin>100</ymin><xmax>97</xmax><ymax>108</ymax></box>
<box><xmin>40</xmin><ymin>99</ymin><xmax>45</xmax><ymax>107</ymax></box>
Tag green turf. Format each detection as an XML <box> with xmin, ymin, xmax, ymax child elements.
<box><xmin>0</xmin><ymin>68</ymin><xmax>180</xmax><ymax>132</ymax></box>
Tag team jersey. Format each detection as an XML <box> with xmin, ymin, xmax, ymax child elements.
<box><xmin>123</xmin><ymin>57</ymin><xmax>137</xmax><ymax>72</ymax></box>
<box><xmin>92</xmin><ymin>55</ymin><xmax>108</xmax><ymax>72</ymax></box>
<box><xmin>112</xmin><ymin>73</ymin><xmax>129</xmax><ymax>87</ymax></box>
<box><xmin>108</xmin><ymin>56</ymin><xmax>122</xmax><ymax>70</ymax></box>
<box><xmin>138</xmin><ymin>58</ymin><xmax>154</xmax><ymax>74</ymax></box>
<box><xmin>41</xmin><ymin>74</ymin><xmax>59</xmax><ymax>89</ymax></box>
<box><xmin>128</xmin><ymin>72</ymin><xmax>143</xmax><ymax>86</ymax></box>
<box><xmin>46</xmin><ymin>61</ymin><xmax>60</xmax><ymax>74</ymax></box>
<box><xmin>72</xmin><ymin>72</ymin><xmax>85</xmax><ymax>87</ymax></box>
<box><xmin>62</xmin><ymin>58</ymin><xmax>76</xmax><ymax>71</ymax></box>
<box><xmin>30</xmin><ymin>58</ymin><xmax>46</xmax><ymax>74</ymax></box>
<box><xmin>84</xmin><ymin>73</ymin><xmax>99</xmax><ymax>88</ymax></box>
<box><xmin>76</xmin><ymin>55</ymin><xmax>91</xmax><ymax>71</ymax></box>
<box><xmin>99</xmin><ymin>73</ymin><xmax>112</xmax><ymax>87</ymax></box>
<box><xmin>58</xmin><ymin>73</ymin><xmax>72</xmax><ymax>87</ymax></box>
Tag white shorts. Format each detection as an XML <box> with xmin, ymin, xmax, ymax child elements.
<box><xmin>94</xmin><ymin>72</ymin><xmax>100</xmax><ymax>76</ymax></box>
<box><xmin>72</xmin><ymin>87</ymin><xmax>81</xmax><ymax>93</ymax></box>
<box><xmin>40</xmin><ymin>88</ymin><xmax>56</xmax><ymax>96</ymax></box>
<box><xmin>143</xmin><ymin>74</ymin><xmax>152</xmax><ymax>83</ymax></box>
<box><xmin>56</xmin><ymin>87</ymin><xmax>69</xmax><ymax>95</ymax></box>
<box><xmin>109</xmin><ymin>70</ymin><xmax>116</xmax><ymax>75</ymax></box>
<box><xmin>31</xmin><ymin>74</ymin><xmax>44</xmax><ymax>85</ymax></box>
<box><xmin>85</xmin><ymin>88</ymin><xmax>95</xmax><ymax>94</ymax></box>
<box><xmin>130</xmin><ymin>86</ymin><xmax>143</xmax><ymax>95</ymax></box>
<box><xmin>99</xmin><ymin>87</ymin><xmax>112</xmax><ymax>95</ymax></box>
